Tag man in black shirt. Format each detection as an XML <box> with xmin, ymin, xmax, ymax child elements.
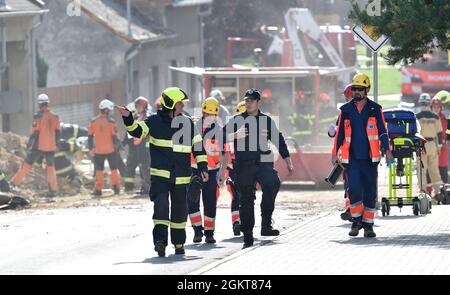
<box><xmin>218</xmin><ymin>88</ymin><xmax>293</xmax><ymax>249</ymax></box>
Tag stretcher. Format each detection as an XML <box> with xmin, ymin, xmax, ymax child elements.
<box><xmin>382</xmin><ymin>109</ymin><xmax>432</xmax><ymax>216</ymax></box>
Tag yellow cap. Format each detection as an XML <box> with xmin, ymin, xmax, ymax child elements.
<box><xmin>202</xmin><ymin>97</ymin><xmax>219</xmax><ymax>115</ymax></box>
<box><xmin>352</xmin><ymin>73</ymin><xmax>371</xmax><ymax>88</ymax></box>
<box><xmin>235</xmin><ymin>101</ymin><xmax>246</xmax><ymax>114</ymax></box>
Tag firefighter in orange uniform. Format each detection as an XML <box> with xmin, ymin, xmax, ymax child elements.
<box><xmin>88</xmin><ymin>99</ymin><xmax>121</xmax><ymax>196</ymax></box>
<box><xmin>11</xmin><ymin>94</ymin><xmax>60</xmax><ymax>197</ymax></box>
<box><xmin>332</xmin><ymin>74</ymin><xmax>393</xmax><ymax>238</ymax></box>
<box><xmin>189</xmin><ymin>97</ymin><xmax>224</xmax><ymax>243</ymax></box>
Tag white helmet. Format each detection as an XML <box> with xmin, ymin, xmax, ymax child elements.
<box><xmin>418</xmin><ymin>93</ymin><xmax>431</xmax><ymax>105</ymax></box>
<box><xmin>210</xmin><ymin>89</ymin><xmax>225</xmax><ymax>101</ymax></box>
<box><xmin>99</xmin><ymin>99</ymin><xmax>114</xmax><ymax>111</ymax></box>
<box><xmin>37</xmin><ymin>94</ymin><xmax>49</xmax><ymax>104</ymax></box>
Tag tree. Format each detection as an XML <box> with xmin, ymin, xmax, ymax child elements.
<box><xmin>348</xmin><ymin>0</ymin><xmax>450</xmax><ymax>65</ymax></box>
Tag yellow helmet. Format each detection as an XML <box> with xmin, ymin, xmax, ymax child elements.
<box><xmin>433</xmin><ymin>90</ymin><xmax>450</xmax><ymax>104</ymax></box>
<box><xmin>161</xmin><ymin>87</ymin><xmax>188</xmax><ymax>110</ymax></box>
<box><xmin>202</xmin><ymin>97</ymin><xmax>220</xmax><ymax>115</ymax></box>
<box><xmin>235</xmin><ymin>101</ymin><xmax>246</xmax><ymax>114</ymax></box>
<box><xmin>352</xmin><ymin>73</ymin><xmax>371</xmax><ymax>88</ymax></box>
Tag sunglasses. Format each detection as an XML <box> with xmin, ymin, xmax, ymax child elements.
<box><xmin>351</xmin><ymin>87</ymin><xmax>366</xmax><ymax>92</ymax></box>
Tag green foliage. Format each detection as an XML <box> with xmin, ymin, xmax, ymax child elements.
<box><xmin>348</xmin><ymin>0</ymin><xmax>450</xmax><ymax>65</ymax></box>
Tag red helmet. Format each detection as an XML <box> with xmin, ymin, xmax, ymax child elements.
<box><xmin>320</xmin><ymin>92</ymin><xmax>330</xmax><ymax>102</ymax></box>
<box><xmin>295</xmin><ymin>90</ymin><xmax>305</xmax><ymax>103</ymax></box>
<box><xmin>344</xmin><ymin>84</ymin><xmax>353</xmax><ymax>100</ymax></box>
<box><xmin>262</xmin><ymin>88</ymin><xmax>273</xmax><ymax>99</ymax></box>
<box><xmin>134</xmin><ymin>96</ymin><xmax>149</xmax><ymax>110</ymax></box>
<box><xmin>431</xmin><ymin>97</ymin><xmax>443</xmax><ymax>109</ymax></box>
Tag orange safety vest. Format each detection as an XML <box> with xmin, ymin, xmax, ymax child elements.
<box><xmin>340</xmin><ymin>117</ymin><xmax>381</xmax><ymax>164</ymax></box>
<box><xmin>191</xmin><ymin>138</ymin><xmax>221</xmax><ymax>170</ymax></box>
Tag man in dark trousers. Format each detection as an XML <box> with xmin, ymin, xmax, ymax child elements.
<box><xmin>116</xmin><ymin>87</ymin><xmax>209</xmax><ymax>257</ymax></box>
<box><xmin>332</xmin><ymin>73</ymin><xmax>393</xmax><ymax>238</ymax></box>
<box><xmin>218</xmin><ymin>88</ymin><xmax>293</xmax><ymax>249</ymax></box>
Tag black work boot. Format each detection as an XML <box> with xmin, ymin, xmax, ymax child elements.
<box><xmin>175</xmin><ymin>244</ymin><xmax>185</xmax><ymax>255</ymax></box>
<box><xmin>154</xmin><ymin>240</ymin><xmax>166</xmax><ymax>257</ymax></box>
<box><xmin>113</xmin><ymin>186</ymin><xmax>120</xmax><ymax>195</ymax></box>
<box><xmin>363</xmin><ymin>223</ymin><xmax>376</xmax><ymax>238</ymax></box>
<box><xmin>233</xmin><ymin>222</ymin><xmax>241</xmax><ymax>236</ymax></box>
<box><xmin>348</xmin><ymin>221</ymin><xmax>363</xmax><ymax>237</ymax></box>
<box><xmin>242</xmin><ymin>232</ymin><xmax>254</xmax><ymax>249</ymax></box>
<box><xmin>124</xmin><ymin>183</ymin><xmax>134</xmax><ymax>192</ymax></box>
<box><xmin>91</xmin><ymin>190</ymin><xmax>102</xmax><ymax>197</ymax></box>
<box><xmin>204</xmin><ymin>230</ymin><xmax>216</xmax><ymax>244</ymax></box>
<box><xmin>340</xmin><ymin>208</ymin><xmax>353</xmax><ymax>222</ymax></box>
<box><xmin>193</xmin><ymin>228</ymin><xmax>203</xmax><ymax>243</ymax></box>
<box><xmin>261</xmin><ymin>216</ymin><xmax>280</xmax><ymax>236</ymax></box>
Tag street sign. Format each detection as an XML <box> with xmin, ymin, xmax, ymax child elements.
<box><xmin>352</xmin><ymin>25</ymin><xmax>388</xmax><ymax>52</ymax></box>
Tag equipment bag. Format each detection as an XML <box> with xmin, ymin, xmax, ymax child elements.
<box><xmin>383</xmin><ymin>109</ymin><xmax>418</xmax><ymax>137</ymax></box>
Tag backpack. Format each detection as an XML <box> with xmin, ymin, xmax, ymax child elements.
<box><xmin>383</xmin><ymin>109</ymin><xmax>418</xmax><ymax>137</ymax></box>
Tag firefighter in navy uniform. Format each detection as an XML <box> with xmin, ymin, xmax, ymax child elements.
<box><xmin>123</xmin><ymin>97</ymin><xmax>151</xmax><ymax>196</ymax></box>
<box><xmin>0</xmin><ymin>170</ymin><xmax>10</xmax><ymax>193</ymax></box>
<box><xmin>116</xmin><ymin>87</ymin><xmax>209</xmax><ymax>257</ymax></box>
<box><xmin>218</xmin><ymin>89</ymin><xmax>293</xmax><ymax>249</ymax></box>
<box><xmin>11</xmin><ymin>94</ymin><xmax>60</xmax><ymax>196</ymax></box>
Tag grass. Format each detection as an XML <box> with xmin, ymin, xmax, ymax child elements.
<box><xmin>361</xmin><ymin>67</ymin><xmax>401</xmax><ymax>96</ymax></box>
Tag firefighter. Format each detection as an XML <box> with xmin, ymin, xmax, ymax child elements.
<box><xmin>123</xmin><ymin>97</ymin><xmax>151</xmax><ymax>196</ymax></box>
<box><xmin>188</xmin><ymin>97</ymin><xmax>224</xmax><ymax>244</ymax></box>
<box><xmin>210</xmin><ymin>89</ymin><xmax>231</xmax><ymax>125</ymax></box>
<box><xmin>328</xmin><ymin>84</ymin><xmax>353</xmax><ymax>222</ymax></box>
<box><xmin>116</xmin><ymin>87</ymin><xmax>208</xmax><ymax>257</ymax></box>
<box><xmin>59</xmin><ymin>123</ymin><xmax>88</xmax><ymax>154</ymax></box>
<box><xmin>288</xmin><ymin>91</ymin><xmax>315</xmax><ymax>144</ymax></box>
<box><xmin>431</xmin><ymin>97</ymin><xmax>448</xmax><ymax>184</ymax></box>
<box><xmin>88</xmin><ymin>99</ymin><xmax>121</xmax><ymax>196</ymax></box>
<box><xmin>0</xmin><ymin>170</ymin><xmax>10</xmax><ymax>193</ymax></box>
<box><xmin>332</xmin><ymin>73</ymin><xmax>393</xmax><ymax>238</ymax></box>
<box><xmin>416</xmin><ymin>93</ymin><xmax>443</xmax><ymax>202</ymax></box>
<box><xmin>260</xmin><ymin>88</ymin><xmax>278</xmax><ymax>115</ymax></box>
<box><xmin>11</xmin><ymin>94</ymin><xmax>60</xmax><ymax>197</ymax></box>
<box><xmin>218</xmin><ymin>88</ymin><xmax>293</xmax><ymax>249</ymax></box>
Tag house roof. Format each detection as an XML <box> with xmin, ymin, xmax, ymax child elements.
<box><xmin>0</xmin><ymin>0</ymin><xmax>47</xmax><ymax>15</ymax></box>
<box><xmin>79</xmin><ymin>0</ymin><xmax>174</xmax><ymax>44</ymax></box>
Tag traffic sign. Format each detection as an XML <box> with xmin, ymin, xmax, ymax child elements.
<box><xmin>352</xmin><ymin>25</ymin><xmax>388</xmax><ymax>52</ymax></box>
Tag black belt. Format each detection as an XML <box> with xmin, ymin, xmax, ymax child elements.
<box><xmin>425</xmin><ymin>137</ymin><xmax>434</xmax><ymax>141</ymax></box>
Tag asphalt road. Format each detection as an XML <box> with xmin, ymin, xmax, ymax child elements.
<box><xmin>0</xmin><ymin>188</ymin><xmax>343</xmax><ymax>275</ymax></box>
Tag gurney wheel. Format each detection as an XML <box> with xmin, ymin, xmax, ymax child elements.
<box><xmin>381</xmin><ymin>198</ymin><xmax>390</xmax><ymax>217</ymax></box>
<box><xmin>413</xmin><ymin>200</ymin><xmax>420</xmax><ymax>216</ymax></box>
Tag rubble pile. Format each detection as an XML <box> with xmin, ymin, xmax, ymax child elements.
<box><xmin>0</xmin><ymin>132</ymin><xmax>90</xmax><ymax>199</ymax></box>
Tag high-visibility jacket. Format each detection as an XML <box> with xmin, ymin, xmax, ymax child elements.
<box><xmin>191</xmin><ymin>120</ymin><xmax>223</xmax><ymax>170</ymax></box>
<box><xmin>30</xmin><ymin>108</ymin><xmax>61</xmax><ymax>152</ymax></box>
<box><xmin>333</xmin><ymin>99</ymin><xmax>389</xmax><ymax>163</ymax></box>
<box><xmin>438</xmin><ymin>112</ymin><xmax>448</xmax><ymax>167</ymax></box>
<box><xmin>88</xmin><ymin>114</ymin><xmax>119</xmax><ymax>155</ymax></box>
<box><xmin>122</xmin><ymin>112</ymin><xmax>150</xmax><ymax>149</ymax></box>
<box><xmin>123</xmin><ymin>110</ymin><xmax>208</xmax><ymax>185</ymax></box>
<box><xmin>60</xmin><ymin>123</ymin><xmax>88</xmax><ymax>153</ymax></box>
